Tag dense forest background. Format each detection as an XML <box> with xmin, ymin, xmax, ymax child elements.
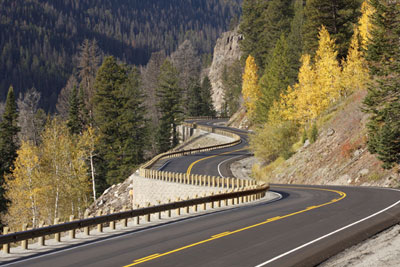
<box><xmin>0</xmin><ymin>0</ymin><xmax>241</xmax><ymax>111</ymax></box>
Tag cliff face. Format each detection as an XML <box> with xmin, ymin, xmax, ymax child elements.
<box><xmin>208</xmin><ymin>28</ymin><xmax>243</xmax><ymax>113</ymax></box>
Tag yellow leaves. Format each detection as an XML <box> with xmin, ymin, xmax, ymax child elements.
<box><xmin>341</xmin><ymin>27</ymin><xmax>370</xmax><ymax>95</ymax></box>
<box><xmin>4</xmin><ymin>119</ymin><xmax>95</xmax><ymax>229</ymax></box>
<box><xmin>358</xmin><ymin>1</ymin><xmax>375</xmax><ymax>50</ymax></box>
<box><xmin>242</xmin><ymin>55</ymin><xmax>261</xmax><ymax>119</ymax></box>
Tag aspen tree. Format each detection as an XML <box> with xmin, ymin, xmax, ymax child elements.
<box><xmin>242</xmin><ymin>55</ymin><xmax>261</xmax><ymax>120</ymax></box>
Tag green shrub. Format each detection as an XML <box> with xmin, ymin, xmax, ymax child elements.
<box><xmin>250</xmin><ymin>121</ymin><xmax>299</xmax><ymax>162</ymax></box>
<box><xmin>301</xmin><ymin>128</ymin><xmax>308</xmax><ymax>144</ymax></box>
<box><xmin>309</xmin><ymin>122</ymin><xmax>318</xmax><ymax>143</ymax></box>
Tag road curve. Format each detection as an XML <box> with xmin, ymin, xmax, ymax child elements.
<box><xmin>3</xmin><ymin>120</ymin><xmax>400</xmax><ymax>267</ymax></box>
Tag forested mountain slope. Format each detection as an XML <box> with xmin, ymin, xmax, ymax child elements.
<box><xmin>0</xmin><ymin>0</ymin><xmax>241</xmax><ymax>111</ymax></box>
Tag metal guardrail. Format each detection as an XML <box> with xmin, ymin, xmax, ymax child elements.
<box><xmin>0</xmin><ymin>119</ymin><xmax>268</xmax><ymax>254</ymax></box>
<box><xmin>0</xmin><ymin>183</ymin><xmax>269</xmax><ymax>248</ymax></box>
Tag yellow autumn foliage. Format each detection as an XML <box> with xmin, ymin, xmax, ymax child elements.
<box><xmin>242</xmin><ymin>55</ymin><xmax>261</xmax><ymax>119</ymax></box>
<box><xmin>358</xmin><ymin>1</ymin><xmax>375</xmax><ymax>50</ymax></box>
<box><xmin>4</xmin><ymin>118</ymin><xmax>93</xmax><ymax>229</ymax></box>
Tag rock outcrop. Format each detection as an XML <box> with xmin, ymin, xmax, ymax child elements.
<box><xmin>208</xmin><ymin>28</ymin><xmax>243</xmax><ymax>113</ymax></box>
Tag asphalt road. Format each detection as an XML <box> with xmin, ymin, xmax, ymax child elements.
<box><xmin>4</xmin><ymin>120</ymin><xmax>400</xmax><ymax>267</ymax></box>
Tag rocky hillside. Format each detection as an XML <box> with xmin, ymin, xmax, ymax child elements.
<box><xmin>208</xmin><ymin>27</ymin><xmax>242</xmax><ymax>113</ymax></box>
<box><xmin>263</xmin><ymin>90</ymin><xmax>399</xmax><ymax>187</ymax></box>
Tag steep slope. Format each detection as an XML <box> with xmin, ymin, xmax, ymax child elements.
<box><xmin>257</xmin><ymin>90</ymin><xmax>399</xmax><ymax>187</ymax></box>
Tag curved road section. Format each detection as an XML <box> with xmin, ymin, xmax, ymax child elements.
<box><xmin>4</xmin><ymin>120</ymin><xmax>400</xmax><ymax>267</ymax></box>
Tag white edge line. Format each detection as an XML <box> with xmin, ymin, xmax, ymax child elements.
<box><xmin>1</xmin><ymin>192</ymin><xmax>282</xmax><ymax>266</ymax></box>
<box><xmin>217</xmin><ymin>154</ymin><xmax>247</xmax><ymax>178</ymax></box>
<box><xmin>254</xmin><ymin>188</ymin><xmax>400</xmax><ymax>267</ymax></box>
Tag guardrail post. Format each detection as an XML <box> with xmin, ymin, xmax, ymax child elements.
<box><xmin>54</xmin><ymin>218</ymin><xmax>61</xmax><ymax>242</ymax></box>
<box><xmin>211</xmin><ymin>193</ymin><xmax>214</xmax><ymax>209</ymax></box>
<box><xmin>186</xmin><ymin>197</ymin><xmax>190</xmax><ymax>214</ymax></box>
<box><xmin>212</xmin><ymin>176</ymin><xmax>215</xmax><ymax>187</ymax></box>
<box><xmin>218</xmin><ymin>192</ymin><xmax>222</xmax><ymax>207</ymax></box>
<box><xmin>97</xmin><ymin>211</ymin><xmax>103</xmax><ymax>233</ymax></box>
<box><xmin>21</xmin><ymin>223</ymin><xmax>28</xmax><ymax>250</ymax></box>
<box><xmin>168</xmin><ymin>199</ymin><xmax>172</xmax><ymax>218</ymax></box>
<box><xmin>84</xmin><ymin>210</ymin><xmax>90</xmax><ymax>235</ymax></box>
<box><xmin>2</xmin><ymin>227</ymin><xmax>10</xmax><ymax>254</ymax></box>
<box><xmin>194</xmin><ymin>195</ymin><xmax>198</xmax><ymax>212</ymax></box>
<box><xmin>69</xmin><ymin>215</ymin><xmax>75</xmax><ymax>239</ymax></box>
<box><xmin>203</xmin><ymin>194</ymin><xmax>207</xmax><ymax>211</ymax></box>
<box><xmin>110</xmin><ymin>208</ymin><xmax>116</xmax><ymax>230</ymax></box>
<box><xmin>38</xmin><ymin>221</ymin><xmax>45</xmax><ymax>246</ymax></box>
<box><xmin>146</xmin><ymin>203</ymin><xmax>151</xmax><ymax>222</ymax></box>
<box><xmin>176</xmin><ymin>198</ymin><xmax>181</xmax><ymax>216</ymax></box>
<box><xmin>122</xmin><ymin>206</ymin><xmax>128</xmax><ymax>227</ymax></box>
<box><xmin>157</xmin><ymin>201</ymin><xmax>162</xmax><ymax>219</ymax></box>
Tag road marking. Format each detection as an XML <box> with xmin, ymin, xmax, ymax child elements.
<box><xmin>186</xmin><ymin>147</ymin><xmax>247</xmax><ymax>176</ymax></box>
<box><xmin>217</xmin><ymin>154</ymin><xmax>245</xmax><ymax>178</ymax></box>
<box><xmin>254</xmin><ymin>197</ymin><xmax>400</xmax><ymax>267</ymax></box>
<box><xmin>123</xmin><ymin>186</ymin><xmax>347</xmax><ymax>266</ymax></box>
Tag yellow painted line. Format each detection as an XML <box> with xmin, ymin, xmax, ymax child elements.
<box><xmin>186</xmin><ymin>147</ymin><xmax>247</xmax><ymax>176</ymax></box>
<box><xmin>212</xmin><ymin>231</ymin><xmax>231</xmax><ymax>238</ymax></box>
<box><xmin>133</xmin><ymin>254</ymin><xmax>160</xmax><ymax>263</ymax></box>
<box><xmin>123</xmin><ymin>186</ymin><xmax>346</xmax><ymax>266</ymax></box>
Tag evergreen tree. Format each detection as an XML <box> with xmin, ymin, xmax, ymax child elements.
<box><xmin>187</xmin><ymin>80</ymin><xmax>203</xmax><ymax>117</ymax></box>
<box><xmin>302</xmin><ymin>0</ymin><xmax>362</xmax><ymax>59</ymax></box>
<box><xmin>259</xmin><ymin>0</ymin><xmax>294</xmax><ymax>69</ymax></box>
<box><xmin>156</xmin><ymin>60</ymin><xmax>183</xmax><ymax>152</ymax></box>
<box><xmin>118</xmin><ymin>67</ymin><xmax>149</xmax><ymax>179</ymax></box>
<box><xmin>0</xmin><ymin>86</ymin><xmax>20</xmax><ymax>215</ymax></box>
<box><xmin>239</xmin><ymin>0</ymin><xmax>269</xmax><ymax>69</ymax></box>
<box><xmin>67</xmin><ymin>86</ymin><xmax>83</xmax><ymax>135</ymax></box>
<box><xmin>200</xmin><ymin>77</ymin><xmax>216</xmax><ymax>117</ymax></box>
<box><xmin>222</xmin><ymin>60</ymin><xmax>243</xmax><ymax>117</ymax></box>
<box><xmin>363</xmin><ymin>0</ymin><xmax>400</xmax><ymax>169</ymax></box>
<box><xmin>256</xmin><ymin>34</ymin><xmax>291</xmax><ymax>124</ymax></box>
<box><xmin>93</xmin><ymin>56</ymin><xmax>127</xmax><ymax>188</ymax></box>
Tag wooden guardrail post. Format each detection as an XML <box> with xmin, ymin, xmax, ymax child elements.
<box><xmin>146</xmin><ymin>203</ymin><xmax>151</xmax><ymax>222</ymax></box>
<box><xmin>84</xmin><ymin>210</ymin><xmax>90</xmax><ymax>235</ymax></box>
<box><xmin>21</xmin><ymin>223</ymin><xmax>28</xmax><ymax>250</ymax></box>
<box><xmin>203</xmin><ymin>194</ymin><xmax>207</xmax><ymax>211</ymax></box>
<box><xmin>2</xmin><ymin>227</ymin><xmax>10</xmax><ymax>254</ymax></box>
<box><xmin>110</xmin><ymin>208</ymin><xmax>116</xmax><ymax>230</ymax></box>
<box><xmin>186</xmin><ymin>197</ymin><xmax>190</xmax><ymax>214</ymax></box>
<box><xmin>157</xmin><ymin>201</ymin><xmax>162</xmax><ymax>219</ymax></box>
<box><xmin>54</xmin><ymin>218</ymin><xmax>61</xmax><ymax>242</ymax></box>
<box><xmin>69</xmin><ymin>215</ymin><xmax>75</xmax><ymax>239</ymax></box>
<box><xmin>38</xmin><ymin>221</ymin><xmax>45</xmax><ymax>246</ymax></box>
<box><xmin>168</xmin><ymin>199</ymin><xmax>172</xmax><ymax>218</ymax></box>
<box><xmin>97</xmin><ymin>211</ymin><xmax>103</xmax><ymax>233</ymax></box>
<box><xmin>212</xmin><ymin>176</ymin><xmax>215</xmax><ymax>187</ymax></box>
<box><xmin>122</xmin><ymin>206</ymin><xmax>128</xmax><ymax>227</ymax></box>
<box><xmin>211</xmin><ymin>193</ymin><xmax>215</xmax><ymax>209</ymax></box>
<box><xmin>194</xmin><ymin>195</ymin><xmax>198</xmax><ymax>212</ymax></box>
<box><xmin>176</xmin><ymin>198</ymin><xmax>181</xmax><ymax>216</ymax></box>
<box><xmin>218</xmin><ymin>192</ymin><xmax>222</xmax><ymax>208</ymax></box>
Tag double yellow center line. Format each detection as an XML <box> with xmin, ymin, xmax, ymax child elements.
<box><xmin>123</xmin><ymin>187</ymin><xmax>346</xmax><ymax>266</ymax></box>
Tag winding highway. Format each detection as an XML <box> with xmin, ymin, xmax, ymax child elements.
<box><xmin>3</xmin><ymin>120</ymin><xmax>400</xmax><ymax>267</ymax></box>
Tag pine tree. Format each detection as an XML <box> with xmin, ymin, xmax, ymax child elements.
<box><xmin>222</xmin><ymin>60</ymin><xmax>243</xmax><ymax>117</ymax></box>
<box><xmin>156</xmin><ymin>60</ymin><xmax>183</xmax><ymax>153</ymax></box>
<box><xmin>0</xmin><ymin>86</ymin><xmax>20</xmax><ymax>215</ymax></box>
<box><xmin>242</xmin><ymin>55</ymin><xmax>261</xmax><ymax>121</ymax></box>
<box><xmin>256</xmin><ymin>34</ymin><xmax>291</xmax><ymax>124</ymax></box>
<box><xmin>118</xmin><ymin>67</ymin><xmax>149</xmax><ymax>179</ymax></box>
<box><xmin>302</xmin><ymin>0</ymin><xmax>362</xmax><ymax>59</ymax></box>
<box><xmin>187</xmin><ymin>80</ymin><xmax>203</xmax><ymax>117</ymax></box>
<box><xmin>239</xmin><ymin>0</ymin><xmax>269</xmax><ymax>69</ymax></box>
<box><xmin>363</xmin><ymin>0</ymin><xmax>400</xmax><ymax>169</ymax></box>
<box><xmin>93</xmin><ymin>56</ymin><xmax>128</xmax><ymax>188</ymax></box>
<box><xmin>67</xmin><ymin>86</ymin><xmax>83</xmax><ymax>135</ymax></box>
<box><xmin>200</xmin><ymin>76</ymin><xmax>216</xmax><ymax>117</ymax></box>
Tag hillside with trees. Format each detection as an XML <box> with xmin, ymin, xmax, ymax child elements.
<box><xmin>0</xmin><ymin>0</ymin><xmax>241</xmax><ymax>111</ymax></box>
